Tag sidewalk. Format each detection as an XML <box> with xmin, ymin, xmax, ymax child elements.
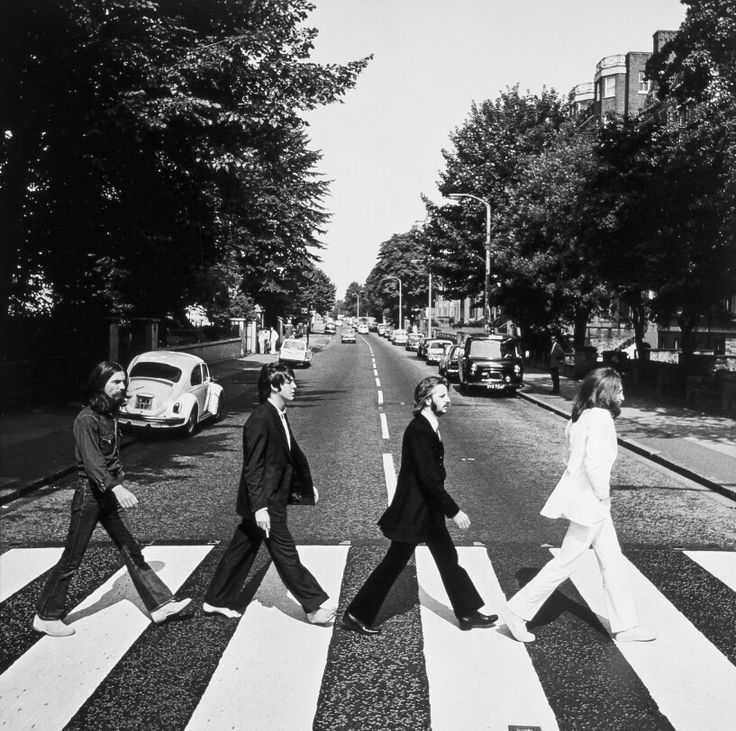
<box><xmin>519</xmin><ymin>367</ymin><xmax>736</xmax><ymax>501</ymax></box>
<box><xmin>1</xmin><ymin>351</ymin><xmax>734</xmax><ymax>506</ymax></box>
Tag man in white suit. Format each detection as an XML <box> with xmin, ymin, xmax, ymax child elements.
<box><xmin>503</xmin><ymin>368</ymin><xmax>656</xmax><ymax>644</ymax></box>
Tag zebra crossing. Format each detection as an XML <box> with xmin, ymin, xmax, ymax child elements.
<box><xmin>1</xmin><ymin>543</ymin><xmax>734</xmax><ymax>730</ymax></box>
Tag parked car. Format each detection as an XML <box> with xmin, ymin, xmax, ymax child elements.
<box><xmin>424</xmin><ymin>338</ymin><xmax>454</xmax><ymax>365</ymax></box>
<box><xmin>438</xmin><ymin>344</ymin><xmax>462</xmax><ymax>381</ymax></box>
<box><xmin>119</xmin><ymin>351</ymin><xmax>223</xmax><ymax>436</ymax></box>
<box><xmin>341</xmin><ymin>327</ymin><xmax>357</xmax><ymax>343</ymax></box>
<box><xmin>357</xmin><ymin>322</ymin><xmax>369</xmax><ymax>334</ymax></box>
<box><xmin>405</xmin><ymin>332</ymin><xmax>422</xmax><ymax>351</ymax></box>
<box><xmin>383</xmin><ymin>325</ymin><xmax>394</xmax><ymax>340</ymax></box>
<box><xmin>324</xmin><ymin>322</ymin><xmax>336</xmax><ymax>335</ymax></box>
<box><xmin>279</xmin><ymin>338</ymin><xmax>312</xmax><ymax>367</ymax></box>
<box><xmin>377</xmin><ymin>323</ymin><xmax>386</xmax><ymax>336</ymax></box>
<box><xmin>458</xmin><ymin>335</ymin><xmax>524</xmax><ymax>394</ymax></box>
<box><xmin>391</xmin><ymin>328</ymin><xmax>408</xmax><ymax>345</ymax></box>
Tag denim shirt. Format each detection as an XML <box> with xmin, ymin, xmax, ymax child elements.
<box><xmin>73</xmin><ymin>406</ymin><xmax>124</xmax><ymax>492</ymax></box>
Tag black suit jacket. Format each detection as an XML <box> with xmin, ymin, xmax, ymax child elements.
<box><xmin>378</xmin><ymin>414</ymin><xmax>459</xmax><ymax>543</ymax></box>
<box><xmin>236</xmin><ymin>401</ymin><xmax>315</xmax><ymax>516</ymax></box>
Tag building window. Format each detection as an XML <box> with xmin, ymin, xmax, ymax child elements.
<box><xmin>604</xmin><ymin>76</ymin><xmax>616</xmax><ymax>98</ymax></box>
<box><xmin>638</xmin><ymin>71</ymin><xmax>650</xmax><ymax>94</ymax></box>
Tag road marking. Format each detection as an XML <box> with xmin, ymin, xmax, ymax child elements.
<box><xmin>0</xmin><ymin>545</ymin><xmax>212</xmax><ymax>731</ymax></box>
<box><xmin>684</xmin><ymin>550</ymin><xmax>736</xmax><ymax>591</ymax></box>
<box><xmin>186</xmin><ymin>546</ymin><xmax>349</xmax><ymax>731</ymax></box>
<box><xmin>377</xmin><ymin>390</ymin><xmax>384</xmax><ymax>405</ymax></box>
<box><xmin>0</xmin><ymin>547</ymin><xmax>63</xmax><ymax>602</ymax></box>
<box><xmin>382</xmin><ymin>453</ymin><xmax>397</xmax><ymax>504</ymax></box>
<box><xmin>416</xmin><ymin>547</ymin><xmax>559</xmax><ymax>731</ymax></box>
<box><xmin>555</xmin><ymin>547</ymin><xmax>736</xmax><ymax>730</ymax></box>
<box><xmin>380</xmin><ymin>413</ymin><xmax>389</xmax><ymax>439</ymax></box>
<box><xmin>373</xmin><ymin>368</ymin><xmax>379</xmax><ymax>377</ymax></box>
<box><xmin>683</xmin><ymin>435</ymin><xmax>736</xmax><ymax>458</ymax></box>
<box><xmin>375</xmin><ymin>378</ymin><xmax>381</xmax><ymax>388</ymax></box>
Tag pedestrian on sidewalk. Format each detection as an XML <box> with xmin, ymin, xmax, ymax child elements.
<box><xmin>258</xmin><ymin>328</ymin><xmax>267</xmax><ymax>355</ymax></box>
<box><xmin>33</xmin><ymin>361</ymin><xmax>190</xmax><ymax>637</ymax></box>
<box><xmin>549</xmin><ymin>333</ymin><xmax>567</xmax><ymax>395</ymax></box>
<box><xmin>341</xmin><ymin>376</ymin><xmax>497</xmax><ymax>635</ymax></box>
<box><xmin>203</xmin><ymin>363</ymin><xmax>335</xmax><ymax>624</ymax></box>
<box><xmin>269</xmin><ymin>326</ymin><xmax>279</xmax><ymax>354</ymax></box>
<box><xmin>502</xmin><ymin>367</ymin><xmax>655</xmax><ymax>644</ymax></box>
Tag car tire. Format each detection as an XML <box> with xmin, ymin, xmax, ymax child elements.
<box><xmin>183</xmin><ymin>406</ymin><xmax>198</xmax><ymax>437</ymax></box>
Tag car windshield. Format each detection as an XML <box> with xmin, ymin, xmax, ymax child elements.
<box><xmin>468</xmin><ymin>340</ymin><xmax>518</xmax><ymax>359</ymax></box>
<box><xmin>129</xmin><ymin>361</ymin><xmax>183</xmax><ymax>382</ymax></box>
<box><xmin>282</xmin><ymin>340</ymin><xmax>304</xmax><ymax>350</ymax></box>
<box><xmin>428</xmin><ymin>340</ymin><xmax>451</xmax><ymax>349</ymax></box>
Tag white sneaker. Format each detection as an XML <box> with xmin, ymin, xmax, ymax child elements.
<box><xmin>151</xmin><ymin>598</ymin><xmax>191</xmax><ymax>624</ymax></box>
<box><xmin>307</xmin><ymin>605</ymin><xmax>336</xmax><ymax>625</ymax></box>
<box><xmin>33</xmin><ymin>615</ymin><xmax>76</xmax><ymax>637</ymax></box>
<box><xmin>615</xmin><ymin>626</ymin><xmax>656</xmax><ymax>642</ymax></box>
<box><xmin>202</xmin><ymin>602</ymin><xmax>242</xmax><ymax>619</ymax></box>
<box><xmin>502</xmin><ymin>609</ymin><xmax>535</xmax><ymax>643</ymax></box>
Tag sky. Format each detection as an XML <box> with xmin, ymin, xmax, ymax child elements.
<box><xmin>301</xmin><ymin>0</ymin><xmax>689</xmax><ymax>300</ymax></box>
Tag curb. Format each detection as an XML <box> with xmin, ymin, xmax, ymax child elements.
<box><xmin>518</xmin><ymin>390</ymin><xmax>736</xmax><ymax>502</ymax></box>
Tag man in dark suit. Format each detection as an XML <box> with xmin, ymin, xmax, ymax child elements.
<box><xmin>203</xmin><ymin>363</ymin><xmax>334</xmax><ymax>624</ymax></box>
<box><xmin>342</xmin><ymin>375</ymin><xmax>497</xmax><ymax>635</ymax></box>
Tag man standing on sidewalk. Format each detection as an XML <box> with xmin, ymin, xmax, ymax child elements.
<box><xmin>203</xmin><ymin>363</ymin><xmax>334</xmax><ymax>624</ymax></box>
<box><xmin>34</xmin><ymin>361</ymin><xmax>190</xmax><ymax>637</ymax></box>
<box><xmin>549</xmin><ymin>334</ymin><xmax>567</xmax><ymax>395</ymax></box>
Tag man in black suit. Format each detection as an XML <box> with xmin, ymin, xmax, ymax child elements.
<box><xmin>203</xmin><ymin>363</ymin><xmax>334</xmax><ymax>624</ymax></box>
<box><xmin>342</xmin><ymin>375</ymin><xmax>497</xmax><ymax>635</ymax></box>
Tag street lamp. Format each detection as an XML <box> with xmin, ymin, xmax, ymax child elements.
<box><xmin>410</xmin><ymin>258</ymin><xmax>432</xmax><ymax>338</ymax></box>
<box><xmin>448</xmin><ymin>192</ymin><xmax>492</xmax><ymax>331</ymax></box>
<box><xmin>382</xmin><ymin>275</ymin><xmax>402</xmax><ymax>329</ymax></box>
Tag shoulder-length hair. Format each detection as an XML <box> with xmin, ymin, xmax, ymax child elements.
<box><xmin>412</xmin><ymin>375</ymin><xmax>448</xmax><ymax>415</ymax></box>
<box><xmin>570</xmin><ymin>367</ymin><xmax>622</xmax><ymax>422</ymax></box>
<box><xmin>86</xmin><ymin>361</ymin><xmax>127</xmax><ymax>414</ymax></box>
<box><xmin>257</xmin><ymin>362</ymin><xmax>294</xmax><ymax>404</ymax></box>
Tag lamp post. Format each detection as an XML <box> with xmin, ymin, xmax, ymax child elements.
<box><xmin>448</xmin><ymin>192</ymin><xmax>492</xmax><ymax>331</ymax></box>
<box><xmin>411</xmin><ymin>259</ymin><xmax>432</xmax><ymax>338</ymax></box>
<box><xmin>382</xmin><ymin>275</ymin><xmax>402</xmax><ymax>329</ymax></box>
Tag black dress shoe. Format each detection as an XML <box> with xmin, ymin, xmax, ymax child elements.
<box><xmin>341</xmin><ymin>611</ymin><xmax>381</xmax><ymax>635</ymax></box>
<box><xmin>458</xmin><ymin>611</ymin><xmax>498</xmax><ymax>631</ymax></box>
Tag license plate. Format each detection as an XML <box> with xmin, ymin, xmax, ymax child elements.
<box><xmin>136</xmin><ymin>395</ymin><xmax>153</xmax><ymax>410</ymax></box>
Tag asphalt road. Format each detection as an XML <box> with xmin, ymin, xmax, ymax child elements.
<box><xmin>2</xmin><ymin>331</ymin><xmax>735</xmax><ymax>730</ymax></box>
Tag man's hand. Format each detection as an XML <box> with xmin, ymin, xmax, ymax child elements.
<box><xmin>313</xmin><ymin>486</ymin><xmax>319</xmax><ymax>504</ymax></box>
<box><xmin>112</xmin><ymin>484</ymin><xmax>138</xmax><ymax>509</ymax></box>
<box><xmin>255</xmin><ymin>507</ymin><xmax>270</xmax><ymax>538</ymax></box>
<box><xmin>453</xmin><ymin>510</ymin><xmax>470</xmax><ymax>531</ymax></box>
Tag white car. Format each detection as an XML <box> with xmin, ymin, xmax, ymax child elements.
<box><xmin>119</xmin><ymin>351</ymin><xmax>224</xmax><ymax>437</ymax></box>
<box><xmin>391</xmin><ymin>328</ymin><xmax>408</xmax><ymax>345</ymax></box>
<box><xmin>279</xmin><ymin>338</ymin><xmax>312</xmax><ymax>367</ymax></box>
<box><xmin>357</xmin><ymin>322</ymin><xmax>369</xmax><ymax>334</ymax></box>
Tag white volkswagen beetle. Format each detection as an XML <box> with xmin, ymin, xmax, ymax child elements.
<box><xmin>119</xmin><ymin>351</ymin><xmax>224</xmax><ymax>436</ymax></box>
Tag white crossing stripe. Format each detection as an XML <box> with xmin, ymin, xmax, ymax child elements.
<box><xmin>382</xmin><ymin>453</ymin><xmax>397</xmax><ymax>503</ymax></box>
<box><xmin>684</xmin><ymin>550</ymin><xmax>736</xmax><ymax>592</ymax></box>
<box><xmin>186</xmin><ymin>546</ymin><xmax>349</xmax><ymax>731</ymax></box>
<box><xmin>0</xmin><ymin>545</ymin><xmax>212</xmax><ymax>731</ymax></box>
<box><xmin>416</xmin><ymin>547</ymin><xmax>559</xmax><ymax>731</ymax></box>
<box><xmin>0</xmin><ymin>548</ymin><xmax>63</xmax><ymax>602</ymax></box>
<box><xmin>380</xmin><ymin>413</ymin><xmax>390</xmax><ymax>439</ymax></box>
<box><xmin>555</xmin><ymin>548</ymin><xmax>736</xmax><ymax>730</ymax></box>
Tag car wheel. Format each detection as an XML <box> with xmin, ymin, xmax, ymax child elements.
<box><xmin>183</xmin><ymin>406</ymin><xmax>198</xmax><ymax>437</ymax></box>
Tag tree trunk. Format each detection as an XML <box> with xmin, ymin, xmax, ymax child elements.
<box><xmin>573</xmin><ymin>306</ymin><xmax>589</xmax><ymax>348</ymax></box>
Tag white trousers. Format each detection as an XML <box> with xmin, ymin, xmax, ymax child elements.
<box><xmin>508</xmin><ymin>514</ymin><xmax>638</xmax><ymax>633</ymax></box>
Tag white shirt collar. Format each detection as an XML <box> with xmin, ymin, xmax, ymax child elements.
<box><xmin>420</xmin><ymin>409</ymin><xmax>440</xmax><ymax>433</ymax></box>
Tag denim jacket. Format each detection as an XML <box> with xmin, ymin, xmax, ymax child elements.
<box><xmin>73</xmin><ymin>406</ymin><xmax>124</xmax><ymax>492</ymax></box>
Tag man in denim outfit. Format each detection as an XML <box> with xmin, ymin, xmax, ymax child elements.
<box><xmin>34</xmin><ymin>361</ymin><xmax>190</xmax><ymax>637</ymax></box>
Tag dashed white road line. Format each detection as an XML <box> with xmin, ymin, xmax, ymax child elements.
<box><xmin>380</xmin><ymin>413</ymin><xmax>390</xmax><ymax>439</ymax></box>
<box><xmin>377</xmin><ymin>390</ymin><xmax>384</xmax><ymax>405</ymax></box>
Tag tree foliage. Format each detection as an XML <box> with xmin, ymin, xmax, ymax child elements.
<box><xmin>1</xmin><ymin>0</ymin><xmax>367</xmax><ymax>334</ymax></box>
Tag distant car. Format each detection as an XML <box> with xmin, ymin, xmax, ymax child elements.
<box><xmin>458</xmin><ymin>335</ymin><xmax>524</xmax><ymax>394</ymax></box>
<box><xmin>324</xmin><ymin>322</ymin><xmax>336</xmax><ymax>335</ymax></box>
<box><xmin>424</xmin><ymin>338</ymin><xmax>454</xmax><ymax>365</ymax></box>
<box><xmin>392</xmin><ymin>328</ymin><xmax>408</xmax><ymax>345</ymax></box>
<box><xmin>119</xmin><ymin>351</ymin><xmax>223</xmax><ymax>437</ymax></box>
<box><xmin>357</xmin><ymin>322</ymin><xmax>369</xmax><ymax>334</ymax></box>
<box><xmin>438</xmin><ymin>344</ymin><xmax>462</xmax><ymax>381</ymax></box>
<box><xmin>341</xmin><ymin>327</ymin><xmax>357</xmax><ymax>343</ymax></box>
<box><xmin>279</xmin><ymin>338</ymin><xmax>312</xmax><ymax>367</ymax></box>
<box><xmin>377</xmin><ymin>323</ymin><xmax>386</xmax><ymax>336</ymax></box>
<box><xmin>383</xmin><ymin>325</ymin><xmax>394</xmax><ymax>340</ymax></box>
<box><xmin>405</xmin><ymin>332</ymin><xmax>422</xmax><ymax>351</ymax></box>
